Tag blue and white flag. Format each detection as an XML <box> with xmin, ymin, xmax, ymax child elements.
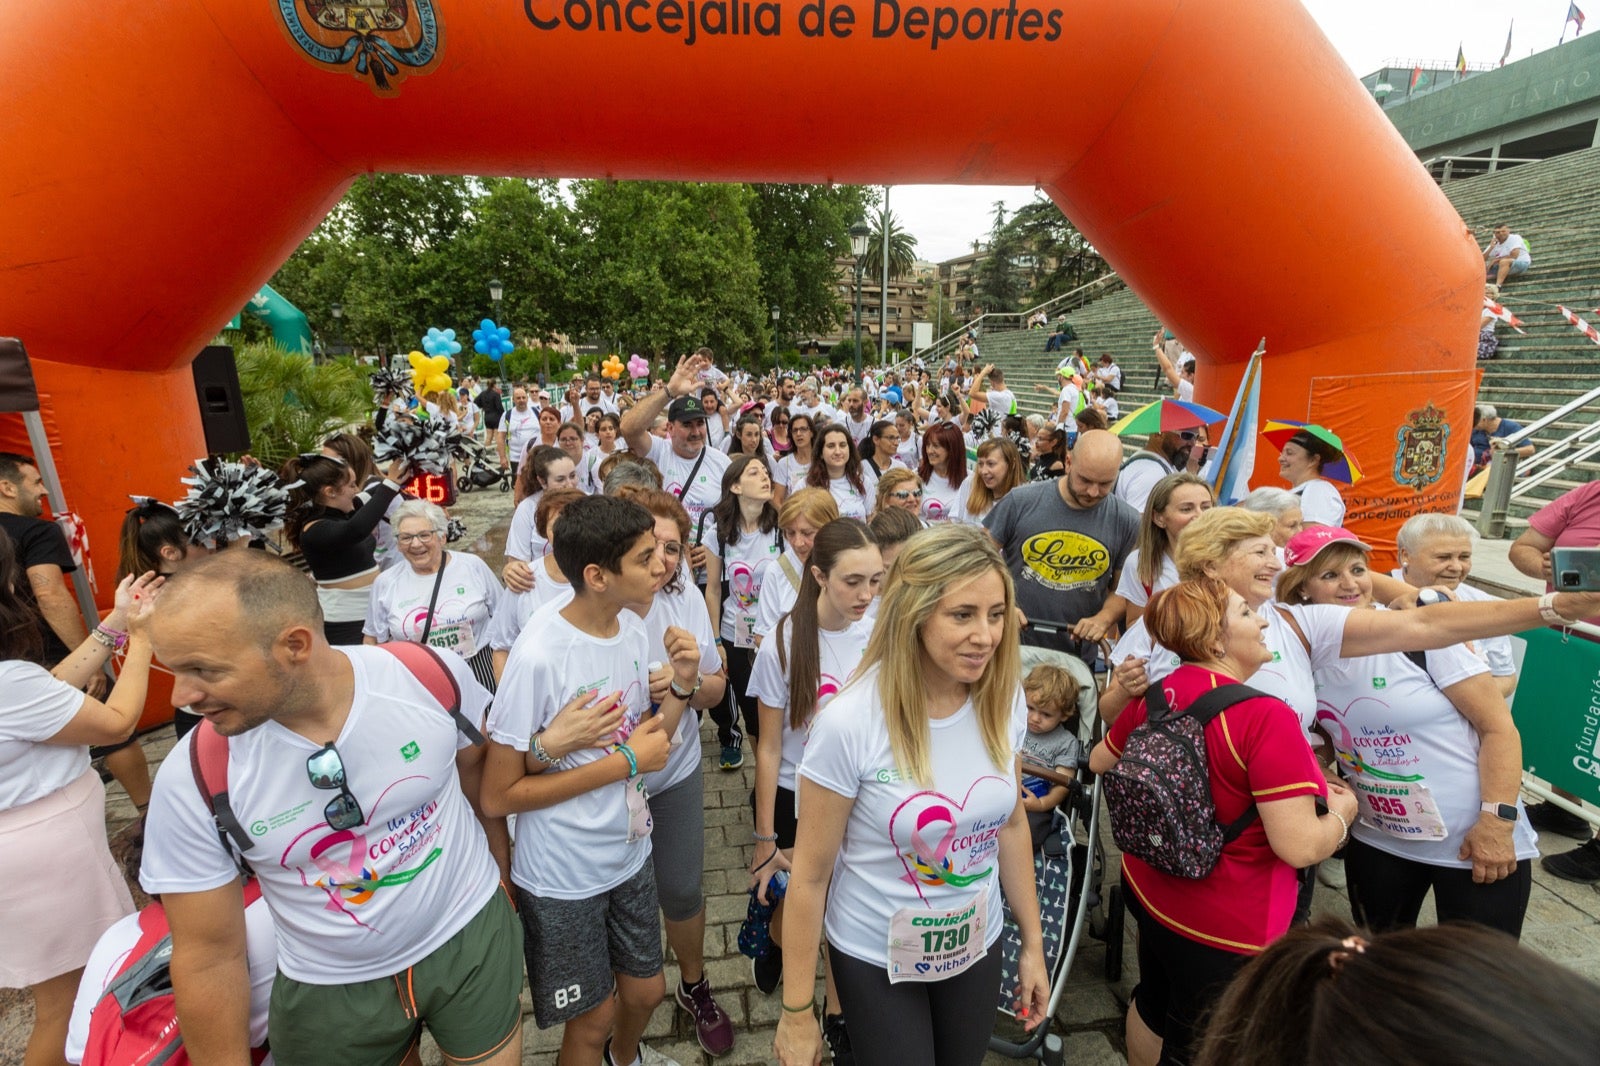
<box><xmin>1204</xmin><ymin>344</ymin><xmax>1263</xmax><ymax>505</ymax></box>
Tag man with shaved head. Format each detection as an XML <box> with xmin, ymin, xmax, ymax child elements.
<box><xmin>983</xmin><ymin>429</ymin><xmax>1139</xmax><ymax>655</ymax></box>
<box><xmin>137</xmin><ymin>551</ymin><xmax>525</xmax><ymax>1066</ymax></box>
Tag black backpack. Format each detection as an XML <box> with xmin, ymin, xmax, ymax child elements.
<box><xmin>1103</xmin><ymin>683</ymin><xmax>1261</xmax><ymax>879</ymax></box>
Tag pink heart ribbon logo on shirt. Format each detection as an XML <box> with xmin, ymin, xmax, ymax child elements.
<box><xmin>730</xmin><ymin>561</ymin><xmax>757</xmax><ymax>609</ymax></box>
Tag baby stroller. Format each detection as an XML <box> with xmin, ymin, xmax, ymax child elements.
<box><xmin>455</xmin><ymin>446</ymin><xmax>512</xmax><ymax>494</ymax></box>
<box><xmin>989</xmin><ymin>643</ymin><xmax>1124</xmax><ymax>1063</ymax></box>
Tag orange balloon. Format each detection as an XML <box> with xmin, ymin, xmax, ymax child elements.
<box><xmin>0</xmin><ymin>0</ymin><xmax>1477</xmax><ymax>630</ymax></box>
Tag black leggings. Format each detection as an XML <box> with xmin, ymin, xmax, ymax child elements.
<box><xmin>1126</xmin><ymin>892</ymin><xmax>1249</xmax><ymax>1066</ymax></box>
<box><xmin>711</xmin><ymin>640</ymin><xmax>758</xmax><ymax>748</ymax></box>
<box><xmin>828</xmin><ymin>939</ymin><xmax>1004</xmax><ymax>1066</ymax></box>
<box><xmin>1344</xmin><ymin>837</ymin><xmax>1532</xmax><ymax>938</ymax></box>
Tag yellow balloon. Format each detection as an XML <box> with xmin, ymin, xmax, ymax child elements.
<box><xmin>407</xmin><ymin>350</ymin><xmax>429</xmax><ymax>371</ymax></box>
<box><xmin>424</xmin><ymin>373</ymin><xmax>453</xmax><ymax>395</ymax></box>
<box><xmin>426</xmin><ymin>355</ymin><xmax>451</xmax><ymax>376</ymax></box>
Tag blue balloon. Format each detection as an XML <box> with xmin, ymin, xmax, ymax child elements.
<box><xmin>472</xmin><ymin>318</ymin><xmax>514</xmax><ymax>360</ymax></box>
<box><xmin>422</xmin><ymin>327</ymin><xmax>462</xmax><ymax>357</ymax></box>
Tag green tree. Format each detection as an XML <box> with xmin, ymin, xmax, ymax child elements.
<box><xmin>972</xmin><ymin>202</ymin><xmax>1024</xmax><ymax>315</ymax></box>
<box><xmin>747</xmin><ymin>184</ymin><xmax>872</xmax><ymax>339</ymax></box>
<box><xmin>997</xmin><ymin>195</ymin><xmax>1104</xmax><ymax>301</ymax></box>
<box><xmin>234</xmin><ymin>343</ymin><xmax>372</xmax><ymax>468</ymax></box>
<box><xmin>570</xmin><ymin>181</ymin><xmax>766</xmax><ymax>362</ymax></box>
<box><xmin>863</xmin><ymin>208</ymin><xmax>918</xmax><ymax>282</ymax></box>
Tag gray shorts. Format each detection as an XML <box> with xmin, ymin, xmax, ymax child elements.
<box><xmin>515</xmin><ymin>862</ymin><xmax>663</xmax><ymax>1029</ymax></box>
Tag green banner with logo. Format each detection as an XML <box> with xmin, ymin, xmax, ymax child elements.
<box><xmin>1509</xmin><ymin>627</ymin><xmax>1600</xmax><ymax>806</ymax></box>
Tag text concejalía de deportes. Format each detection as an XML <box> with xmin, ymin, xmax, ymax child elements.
<box><xmin>523</xmin><ymin>0</ymin><xmax>1067</xmax><ymax>48</ymax></box>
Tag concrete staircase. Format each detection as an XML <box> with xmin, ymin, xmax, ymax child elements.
<box><xmin>1445</xmin><ymin>146</ymin><xmax>1600</xmax><ymax>532</ymax></box>
<box><xmin>969</xmin><ymin>146</ymin><xmax>1600</xmax><ymax>532</ymax></box>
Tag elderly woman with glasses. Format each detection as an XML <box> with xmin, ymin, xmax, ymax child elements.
<box><xmin>363</xmin><ymin>499</ymin><xmax>506</xmax><ymax>691</ymax></box>
<box><xmin>873</xmin><ymin>467</ymin><xmax>925</xmax><ymax>522</ymax></box>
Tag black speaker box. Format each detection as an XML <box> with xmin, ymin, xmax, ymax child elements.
<box><xmin>191</xmin><ymin>345</ymin><xmax>251</xmax><ymax>455</ymax></box>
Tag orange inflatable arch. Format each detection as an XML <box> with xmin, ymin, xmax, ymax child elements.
<box><xmin>3</xmin><ymin>0</ymin><xmax>1480</xmax><ymax>600</ymax></box>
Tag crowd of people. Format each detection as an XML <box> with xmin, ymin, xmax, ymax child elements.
<box><xmin>3</xmin><ymin>333</ymin><xmax>1600</xmax><ymax>1066</ymax></box>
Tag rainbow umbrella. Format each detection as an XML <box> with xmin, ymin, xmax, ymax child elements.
<box><xmin>1262</xmin><ymin>419</ymin><xmax>1364</xmax><ymax>484</ymax></box>
<box><xmin>1109</xmin><ymin>397</ymin><xmax>1227</xmax><ymax>436</ymax></box>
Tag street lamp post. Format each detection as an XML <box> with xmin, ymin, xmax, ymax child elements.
<box><xmin>330</xmin><ymin>302</ymin><xmax>343</xmax><ymax>360</ymax></box>
<box><xmin>488</xmin><ymin>279</ymin><xmax>504</xmax><ymax>385</ymax></box>
<box><xmin>849</xmin><ymin>219</ymin><xmax>871</xmax><ymax>380</ymax></box>
<box><xmin>770</xmin><ymin>304</ymin><xmax>780</xmax><ymax>382</ymax></box>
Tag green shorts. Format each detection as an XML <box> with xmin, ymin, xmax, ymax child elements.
<box><xmin>267</xmin><ymin>889</ymin><xmax>523</xmax><ymax>1066</ymax></box>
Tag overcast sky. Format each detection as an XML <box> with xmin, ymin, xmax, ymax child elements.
<box><xmin>898</xmin><ymin>0</ymin><xmax>1583</xmax><ymax>261</ymax></box>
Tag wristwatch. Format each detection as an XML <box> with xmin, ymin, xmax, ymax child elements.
<box><xmin>669</xmin><ymin>673</ymin><xmax>703</xmax><ymax>700</ymax></box>
<box><xmin>1480</xmin><ymin>801</ymin><xmax>1518</xmax><ymax>822</ymax></box>
<box><xmin>1538</xmin><ymin>591</ymin><xmax>1578</xmax><ymax>626</ymax></box>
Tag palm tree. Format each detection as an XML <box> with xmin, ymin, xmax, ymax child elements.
<box><xmin>863</xmin><ymin>208</ymin><xmax>918</xmax><ymax>281</ymax></box>
<box><xmin>234</xmin><ymin>341</ymin><xmax>374</xmax><ymax>469</ymax></box>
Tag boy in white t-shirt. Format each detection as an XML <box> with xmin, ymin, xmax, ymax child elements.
<box><xmin>483</xmin><ymin>495</ymin><xmax>700</xmax><ymax>1066</ymax></box>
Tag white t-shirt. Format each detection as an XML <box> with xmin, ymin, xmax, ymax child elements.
<box><xmin>895</xmin><ymin>437</ymin><xmax>921</xmax><ymax>470</ymax></box>
<box><xmin>139</xmin><ymin>647</ymin><xmax>500</xmax><ymax>985</ymax></box>
<box><xmin>985</xmin><ymin>388</ymin><xmax>1016</xmax><ymax>422</ymax></box>
<box><xmin>1111</xmin><ymin>601</ymin><xmax>1350</xmax><ymax>737</ymax></box>
<box><xmin>705</xmin><ymin>416</ymin><xmax>732</xmax><ymax>452</ymax></box>
<box><xmin>634</xmin><ymin>579</ymin><xmax>723</xmax><ymax>794</ymax></box>
<box><xmin>776</xmin><ymin>453</ymin><xmax>812</xmax><ymax>491</ymax></box>
<box><xmin>702</xmin><ymin>521</ymin><xmax>784</xmax><ymax>643</ymax></box>
<box><xmin>489</xmin><ymin>605</ymin><xmax>653</xmax><ymax>899</ymax></box>
<box><xmin>748</xmin><ymin>617</ymin><xmax>873</xmax><ymax>791</ymax></box>
<box><xmin>505</xmin><ymin>492</ymin><xmax>550</xmax><ymax>563</ymax></box>
<box><xmin>647</xmin><ymin>436</ymin><xmax>729</xmax><ymax>528</ymax></box>
<box><xmin>363</xmin><ymin>552</ymin><xmax>503</xmax><ymax>659</ymax></box>
<box><xmin>828</xmin><ymin>472</ymin><xmax>876</xmax><ymax>521</ymax></box>
<box><xmin>1486</xmin><ymin>234</ymin><xmax>1530</xmax><ymax>264</ymax></box>
<box><xmin>791</xmin><ymin>400</ymin><xmax>839</xmax><ymax>424</ymax></box>
<box><xmin>798</xmin><ymin>666</ymin><xmax>1027</xmax><ymax>967</ymax></box>
<box><xmin>1054</xmin><ymin>383</ymin><xmax>1081</xmax><ymax>423</ymax></box>
<box><xmin>1294</xmin><ymin>478</ymin><xmax>1347</xmax><ymax>528</ymax></box>
<box><xmin>66</xmin><ymin>896</ymin><xmax>278</xmax><ymax>1064</ymax></box>
<box><xmin>485</xmin><ymin>563</ymin><xmax>574</xmax><ymax>651</ymax></box>
<box><xmin>755</xmin><ymin>548</ymin><xmax>806</xmax><ymax>640</ymax></box>
<box><xmin>842</xmin><ymin>413</ymin><xmax>874</xmax><ymax>445</ymax></box>
<box><xmin>1114</xmin><ymin>548</ymin><xmax>1178</xmax><ymax>608</ymax></box>
<box><xmin>1094</xmin><ymin>363</ymin><xmax>1123</xmax><ymax>391</ymax></box>
<box><xmin>922</xmin><ymin>472</ymin><xmax>964</xmax><ymax>524</ymax></box>
<box><xmin>0</xmin><ymin>661</ymin><xmax>89</xmax><ymax>811</ymax></box>
<box><xmin>1312</xmin><ymin>613</ymin><xmax>1538</xmax><ymax>868</ymax></box>
<box><xmin>1114</xmin><ymin>452</ymin><xmax>1174</xmax><ymax>514</ymax></box>
<box><xmin>1176</xmin><ymin>379</ymin><xmax>1195</xmax><ymax>403</ymax></box>
<box><xmin>504</xmin><ymin>407</ymin><xmax>542</xmax><ymax>466</ymax></box>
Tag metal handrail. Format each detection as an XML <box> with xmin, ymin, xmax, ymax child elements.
<box><xmin>1419</xmin><ymin>155</ymin><xmax>1544</xmax><ymax>182</ymax></box>
<box><xmin>887</xmin><ymin>271</ymin><xmax>1121</xmax><ymax>375</ymax></box>
<box><xmin>1474</xmin><ymin>382</ymin><xmax>1600</xmax><ymax>538</ymax></box>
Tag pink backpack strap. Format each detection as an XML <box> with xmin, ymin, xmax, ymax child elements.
<box><xmin>189</xmin><ymin>720</ymin><xmax>254</xmax><ymax>856</ymax></box>
<box><xmin>378</xmin><ymin>641</ymin><xmax>486</xmax><ymax>744</ymax></box>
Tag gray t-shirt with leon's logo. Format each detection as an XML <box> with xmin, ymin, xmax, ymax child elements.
<box><xmin>983</xmin><ymin>479</ymin><xmax>1138</xmax><ymax>629</ymax></box>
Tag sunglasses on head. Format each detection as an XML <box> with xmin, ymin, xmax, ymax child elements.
<box><xmin>307</xmin><ymin>742</ymin><xmax>364</xmax><ymax>831</ymax></box>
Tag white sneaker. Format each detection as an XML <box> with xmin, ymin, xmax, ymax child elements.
<box><xmin>605</xmin><ymin>1041</ymin><xmax>684</xmax><ymax>1066</ymax></box>
<box><xmin>1316</xmin><ymin>857</ymin><xmax>1346</xmax><ymax>890</ymax></box>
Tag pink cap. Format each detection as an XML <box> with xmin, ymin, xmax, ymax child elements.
<box><xmin>1283</xmin><ymin>526</ymin><xmax>1372</xmax><ymax>568</ymax></box>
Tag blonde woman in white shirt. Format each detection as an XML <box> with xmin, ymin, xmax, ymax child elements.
<box><xmin>775</xmin><ymin>524</ymin><xmax>1049</xmax><ymax>1066</ymax></box>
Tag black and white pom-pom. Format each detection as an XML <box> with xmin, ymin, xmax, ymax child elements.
<box><xmin>971</xmin><ymin>407</ymin><xmax>999</xmax><ymax>438</ymax></box>
<box><xmin>1009</xmin><ymin>429</ymin><xmax>1033</xmax><ymax>466</ymax></box>
<box><xmin>372</xmin><ymin>415</ymin><xmax>484</xmax><ymax>476</ymax></box>
<box><xmin>369</xmin><ymin>368</ymin><xmax>413</xmax><ymax>402</ymax></box>
<box><xmin>175</xmin><ymin>459</ymin><xmax>291</xmax><ymax>548</ymax></box>
<box><xmin>445</xmin><ymin>517</ymin><xmax>467</xmax><ymax>544</ymax></box>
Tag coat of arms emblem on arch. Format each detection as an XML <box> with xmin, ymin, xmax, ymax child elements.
<box><xmin>277</xmin><ymin>1</ymin><xmax>442</xmax><ymax>95</ymax></box>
